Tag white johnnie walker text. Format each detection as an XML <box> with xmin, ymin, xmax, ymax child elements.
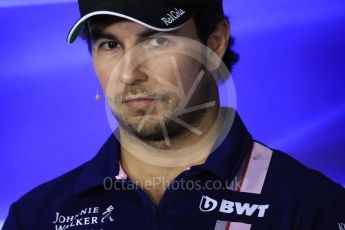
<box><xmin>161</xmin><ymin>8</ymin><xmax>186</xmax><ymax>26</ymax></box>
<box><xmin>199</xmin><ymin>195</ymin><xmax>269</xmax><ymax>218</ymax></box>
<box><xmin>53</xmin><ymin>205</ymin><xmax>114</xmax><ymax>230</ymax></box>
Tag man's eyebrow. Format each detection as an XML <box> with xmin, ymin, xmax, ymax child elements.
<box><xmin>137</xmin><ymin>29</ymin><xmax>162</xmax><ymax>38</ymax></box>
<box><xmin>137</xmin><ymin>29</ymin><xmax>177</xmax><ymax>38</ymax></box>
<box><xmin>90</xmin><ymin>26</ymin><xmax>118</xmax><ymax>42</ymax></box>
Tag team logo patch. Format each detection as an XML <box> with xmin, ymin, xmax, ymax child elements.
<box><xmin>199</xmin><ymin>195</ymin><xmax>269</xmax><ymax>218</ymax></box>
<box><xmin>53</xmin><ymin>205</ymin><xmax>115</xmax><ymax>230</ymax></box>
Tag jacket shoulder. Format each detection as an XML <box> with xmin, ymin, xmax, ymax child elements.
<box><xmin>270</xmin><ymin>148</ymin><xmax>343</xmax><ymax>190</ymax></box>
<box><xmin>15</xmin><ymin>161</ymin><xmax>89</xmax><ymax>212</ymax></box>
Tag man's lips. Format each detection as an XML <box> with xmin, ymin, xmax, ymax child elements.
<box><xmin>123</xmin><ymin>97</ymin><xmax>156</xmax><ymax>109</ymax></box>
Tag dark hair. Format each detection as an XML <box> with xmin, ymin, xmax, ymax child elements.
<box><xmin>193</xmin><ymin>9</ymin><xmax>239</xmax><ymax>73</ymax></box>
<box><xmin>80</xmin><ymin>9</ymin><xmax>239</xmax><ymax>74</ymax></box>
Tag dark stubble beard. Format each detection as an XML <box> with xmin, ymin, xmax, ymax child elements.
<box><xmin>111</xmin><ymin>73</ymin><xmax>215</xmax><ymax>143</ymax></box>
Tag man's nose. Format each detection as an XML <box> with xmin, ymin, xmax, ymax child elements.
<box><xmin>119</xmin><ymin>51</ymin><xmax>148</xmax><ymax>85</ymax></box>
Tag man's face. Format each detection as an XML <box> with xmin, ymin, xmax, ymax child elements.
<box><xmin>90</xmin><ymin>18</ymin><xmax>216</xmax><ymax>142</ymax></box>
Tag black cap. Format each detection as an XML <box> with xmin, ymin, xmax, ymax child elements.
<box><xmin>67</xmin><ymin>0</ymin><xmax>224</xmax><ymax>44</ymax></box>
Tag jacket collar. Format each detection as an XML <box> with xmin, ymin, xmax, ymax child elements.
<box><xmin>73</xmin><ymin>132</ymin><xmax>121</xmax><ymax>195</ymax></box>
<box><xmin>192</xmin><ymin>112</ymin><xmax>253</xmax><ymax>182</ymax></box>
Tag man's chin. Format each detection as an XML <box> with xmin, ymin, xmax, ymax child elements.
<box><xmin>114</xmin><ymin>104</ymin><xmax>206</xmax><ymax>143</ymax></box>
<box><xmin>120</xmin><ymin>115</ymin><xmax>185</xmax><ymax>142</ymax></box>
<box><xmin>125</xmin><ymin>122</ymin><xmax>167</xmax><ymax>141</ymax></box>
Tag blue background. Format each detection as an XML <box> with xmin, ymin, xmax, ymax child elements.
<box><xmin>0</xmin><ymin>0</ymin><xmax>344</xmax><ymax>226</ymax></box>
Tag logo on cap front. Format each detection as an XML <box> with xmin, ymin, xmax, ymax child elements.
<box><xmin>161</xmin><ymin>8</ymin><xmax>186</xmax><ymax>26</ymax></box>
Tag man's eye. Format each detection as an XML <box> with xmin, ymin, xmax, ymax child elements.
<box><xmin>146</xmin><ymin>37</ymin><xmax>169</xmax><ymax>47</ymax></box>
<box><xmin>100</xmin><ymin>41</ymin><xmax>120</xmax><ymax>50</ymax></box>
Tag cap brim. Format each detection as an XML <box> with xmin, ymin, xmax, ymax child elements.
<box><xmin>67</xmin><ymin>10</ymin><xmax>191</xmax><ymax>44</ymax></box>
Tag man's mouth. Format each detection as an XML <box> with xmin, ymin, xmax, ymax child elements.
<box><xmin>124</xmin><ymin>98</ymin><xmax>155</xmax><ymax>109</ymax></box>
<box><xmin>123</xmin><ymin>94</ymin><xmax>163</xmax><ymax>109</ymax></box>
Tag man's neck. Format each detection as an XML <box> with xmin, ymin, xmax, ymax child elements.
<box><xmin>118</xmin><ymin>106</ymin><xmax>223</xmax><ymax>205</ymax></box>
<box><xmin>120</xmin><ymin>147</ymin><xmax>207</xmax><ymax>205</ymax></box>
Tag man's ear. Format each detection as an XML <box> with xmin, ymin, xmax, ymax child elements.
<box><xmin>206</xmin><ymin>20</ymin><xmax>230</xmax><ymax>71</ymax></box>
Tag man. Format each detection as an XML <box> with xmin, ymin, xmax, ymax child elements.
<box><xmin>3</xmin><ymin>0</ymin><xmax>345</xmax><ymax>229</ymax></box>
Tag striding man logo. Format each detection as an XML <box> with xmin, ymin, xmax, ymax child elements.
<box><xmin>101</xmin><ymin>205</ymin><xmax>115</xmax><ymax>223</ymax></box>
